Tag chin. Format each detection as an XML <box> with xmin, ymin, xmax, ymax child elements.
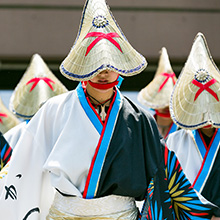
<box><xmin>95</xmin><ymin>87</ymin><xmax>112</xmax><ymax>93</ymax></box>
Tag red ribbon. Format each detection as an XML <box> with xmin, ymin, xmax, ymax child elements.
<box><xmin>192</xmin><ymin>79</ymin><xmax>219</xmax><ymax>101</ymax></box>
<box><xmin>158</xmin><ymin>73</ymin><xmax>176</xmax><ymax>92</ymax></box>
<box><xmin>84</xmin><ymin>32</ymin><xmax>122</xmax><ymax>56</ymax></box>
<box><xmin>155</xmin><ymin>110</ymin><xmax>171</xmax><ymax>118</ymax></box>
<box><xmin>202</xmin><ymin>125</ymin><xmax>212</xmax><ymax>129</ymax></box>
<box><xmin>88</xmin><ymin>79</ymin><xmax>119</xmax><ymax>90</ymax></box>
<box><xmin>26</xmin><ymin>77</ymin><xmax>55</xmax><ymax>92</ymax></box>
<box><xmin>0</xmin><ymin>113</ymin><xmax>7</xmax><ymax>124</ymax></box>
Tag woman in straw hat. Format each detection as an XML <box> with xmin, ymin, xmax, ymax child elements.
<box><xmin>138</xmin><ymin>47</ymin><xmax>178</xmax><ymax>139</ymax></box>
<box><xmin>167</xmin><ymin>32</ymin><xmax>220</xmax><ymax>218</ymax></box>
<box><xmin>3</xmin><ymin>53</ymin><xmax>68</xmax><ymax>150</ymax></box>
<box><xmin>0</xmin><ymin>1</ymin><xmax>217</xmax><ymax>219</ymax></box>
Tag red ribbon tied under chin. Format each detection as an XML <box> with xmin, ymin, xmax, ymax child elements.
<box><xmin>0</xmin><ymin>113</ymin><xmax>7</xmax><ymax>124</ymax></box>
<box><xmin>158</xmin><ymin>73</ymin><xmax>176</xmax><ymax>92</ymax></box>
<box><xmin>192</xmin><ymin>78</ymin><xmax>219</xmax><ymax>101</ymax></box>
<box><xmin>84</xmin><ymin>32</ymin><xmax>122</xmax><ymax>56</ymax></box>
<box><xmin>26</xmin><ymin>77</ymin><xmax>55</xmax><ymax>92</ymax></box>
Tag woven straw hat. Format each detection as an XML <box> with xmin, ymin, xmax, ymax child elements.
<box><xmin>60</xmin><ymin>0</ymin><xmax>147</xmax><ymax>81</ymax></box>
<box><xmin>137</xmin><ymin>47</ymin><xmax>177</xmax><ymax>109</ymax></box>
<box><xmin>170</xmin><ymin>32</ymin><xmax>220</xmax><ymax>129</ymax></box>
<box><xmin>0</xmin><ymin>98</ymin><xmax>20</xmax><ymax>134</ymax></box>
<box><xmin>10</xmin><ymin>54</ymin><xmax>68</xmax><ymax>119</ymax></box>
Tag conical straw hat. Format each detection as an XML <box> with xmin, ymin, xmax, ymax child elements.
<box><xmin>170</xmin><ymin>32</ymin><xmax>220</xmax><ymax>129</ymax></box>
<box><xmin>0</xmin><ymin>97</ymin><xmax>20</xmax><ymax>134</ymax></box>
<box><xmin>10</xmin><ymin>54</ymin><xmax>68</xmax><ymax>119</ymax></box>
<box><xmin>137</xmin><ymin>47</ymin><xmax>177</xmax><ymax>109</ymax></box>
<box><xmin>60</xmin><ymin>0</ymin><xmax>147</xmax><ymax>81</ymax></box>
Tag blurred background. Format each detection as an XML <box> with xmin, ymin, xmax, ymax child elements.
<box><xmin>0</xmin><ymin>0</ymin><xmax>220</xmax><ymax>107</ymax></box>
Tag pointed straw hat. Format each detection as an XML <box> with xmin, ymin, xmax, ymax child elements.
<box><xmin>60</xmin><ymin>0</ymin><xmax>147</xmax><ymax>81</ymax></box>
<box><xmin>10</xmin><ymin>54</ymin><xmax>68</xmax><ymax>120</ymax></box>
<box><xmin>0</xmin><ymin>98</ymin><xmax>20</xmax><ymax>134</ymax></box>
<box><xmin>137</xmin><ymin>47</ymin><xmax>177</xmax><ymax>109</ymax></box>
<box><xmin>170</xmin><ymin>32</ymin><xmax>220</xmax><ymax>129</ymax></box>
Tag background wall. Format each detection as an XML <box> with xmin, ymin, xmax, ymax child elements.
<box><xmin>0</xmin><ymin>0</ymin><xmax>220</xmax><ymax>91</ymax></box>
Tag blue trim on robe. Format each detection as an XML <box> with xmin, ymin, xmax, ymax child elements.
<box><xmin>193</xmin><ymin>129</ymin><xmax>220</xmax><ymax>192</ymax></box>
<box><xmin>0</xmin><ymin>144</ymin><xmax>7</xmax><ymax>159</ymax></box>
<box><xmin>76</xmin><ymin>83</ymin><xmax>103</xmax><ymax>135</ymax></box>
<box><xmin>86</xmin><ymin>90</ymin><xmax>122</xmax><ymax>198</ymax></box>
<box><xmin>192</xmin><ymin>130</ymin><xmax>206</xmax><ymax>158</ymax></box>
<box><xmin>116</xmin><ymin>76</ymin><xmax>124</xmax><ymax>89</ymax></box>
<box><xmin>77</xmin><ymin>82</ymin><xmax>123</xmax><ymax>198</ymax></box>
<box><xmin>168</xmin><ymin>123</ymin><xmax>178</xmax><ymax>135</ymax></box>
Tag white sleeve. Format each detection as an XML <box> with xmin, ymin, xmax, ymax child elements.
<box><xmin>4</xmin><ymin>122</ymin><xmax>26</xmax><ymax>150</ymax></box>
<box><xmin>0</xmin><ymin>103</ymin><xmax>55</xmax><ymax>219</ymax></box>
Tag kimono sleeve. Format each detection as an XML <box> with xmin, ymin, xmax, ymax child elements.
<box><xmin>0</xmin><ymin>103</ymin><xmax>56</xmax><ymax>219</ymax></box>
<box><xmin>139</xmin><ymin>145</ymin><xmax>218</xmax><ymax>220</ymax></box>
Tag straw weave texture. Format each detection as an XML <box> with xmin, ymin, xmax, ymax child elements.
<box><xmin>138</xmin><ymin>47</ymin><xmax>176</xmax><ymax>109</ymax></box>
<box><xmin>10</xmin><ymin>54</ymin><xmax>68</xmax><ymax>119</ymax></box>
<box><xmin>170</xmin><ymin>33</ymin><xmax>220</xmax><ymax>129</ymax></box>
<box><xmin>0</xmin><ymin>98</ymin><xmax>20</xmax><ymax>134</ymax></box>
<box><xmin>60</xmin><ymin>0</ymin><xmax>147</xmax><ymax>81</ymax></box>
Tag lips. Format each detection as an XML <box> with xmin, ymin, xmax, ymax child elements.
<box><xmin>98</xmin><ymin>79</ymin><xmax>108</xmax><ymax>84</ymax></box>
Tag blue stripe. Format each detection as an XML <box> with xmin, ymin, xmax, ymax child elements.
<box><xmin>76</xmin><ymin>83</ymin><xmax>103</xmax><ymax>135</ymax></box>
<box><xmin>11</xmin><ymin>109</ymin><xmax>34</xmax><ymax>119</ymax></box>
<box><xmin>168</xmin><ymin>123</ymin><xmax>178</xmax><ymax>135</ymax></box>
<box><xmin>154</xmin><ymin>201</ymin><xmax>157</xmax><ymax>220</ymax></box>
<box><xmin>194</xmin><ymin>129</ymin><xmax>220</xmax><ymax>192</ymax></box>
<box><xmin>86</xmin><ymin>89</ymin><xmax>122</xmax><ymax>198</ymax></box>
<box><xmin>176</xmin><ymin>171</ymin><xmax>184</xmax><ymax>184</ymax></box>
<box><xmin>1</xmin><ymin>144</ymin><xmax>7</xmax><ymax>159</ymax></box>
<box><xmin>167</xmin><ymin>151</ymin><xmax>171</xmax><ymax>179</ymax></box>
<box><xmin>193</xmin><ymin>130</ymin><xmax>206</xmax><ymax>158</ymax></box>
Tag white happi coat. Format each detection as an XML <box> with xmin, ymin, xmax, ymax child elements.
<box><xmin>0</xmin><ymin>85</ymin><xmax>122</xmax><ymax>219</ymax></box>
<box><xmin>4</xmin><ymin>122</ymin><xmax>27</xmax><ymax>150</ymax></box>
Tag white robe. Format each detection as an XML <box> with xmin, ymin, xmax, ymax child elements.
<box><xmin>0</xmin><ymin>88</ymin><xmax>110</xmax><ymax>219</ymax></box>
<box><xmin>166</xmin><ymin>129</ymin><xmax>203</xmax><ymax>184</ymax></box>
<box><xmin>4</xmin><ymin>122</ymin><xmax>27</xmax><ymax>150</ymax></box>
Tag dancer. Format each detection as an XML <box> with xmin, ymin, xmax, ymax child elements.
<box><xmin>4</xmin><ymin>53</ymin><xmax>68</xmax><ymax>149</ymax></box>
<box><xmin>0</xmin><ymin>1</ymin><xmax>217</xmax><ymax>219</ymax></box>
<box><xmin>138</xmin><ymin>47</ymin><xmax>178</xmax><ymax>138</ymax></box>
<box><xmin>167</xmin><ymin>32</ymin><xmax>220</xmax><ymax>218</ymax></box>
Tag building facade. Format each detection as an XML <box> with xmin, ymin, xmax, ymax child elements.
<box><xmin>0</xmin><ymin>0</ymin><xmax>220</xmax><ymax>90</ymax></box>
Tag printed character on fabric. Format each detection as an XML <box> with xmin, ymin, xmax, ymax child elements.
<box><xmin>139</xmin><ymin>146</ymin><xmax>215</xmax><ymax>220</ymax></box>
